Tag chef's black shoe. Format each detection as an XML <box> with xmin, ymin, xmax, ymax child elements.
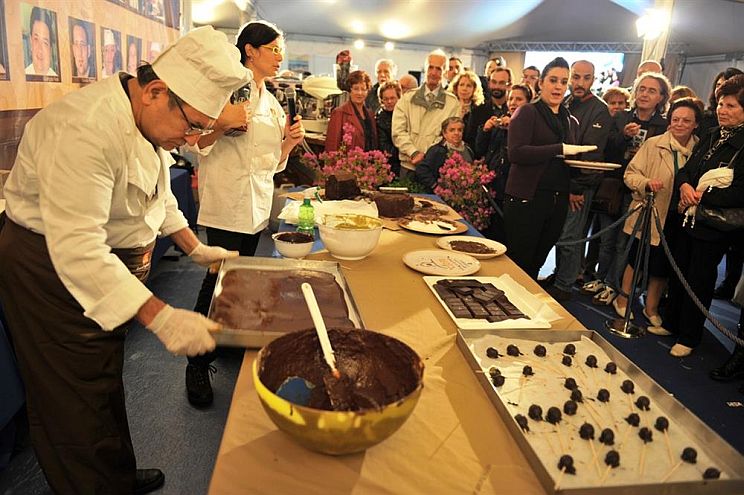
<box><xmin>186</xmin><ymin>364</ymin><xmax>215</xmax><ymax>407</ymax></box>
<box><xmin>134</xmin><ymin>468</ymin><xmax>164</xmax><ymax>494</ymax></box>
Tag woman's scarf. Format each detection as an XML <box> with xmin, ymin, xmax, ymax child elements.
<box><xmin>703</xmin><ymin>123</ymin><xmax>744</xmax><ymax>161</ymax></box>
<box><xmin>534</xmin><ymin>99</ymin><xmax>571</xmax><ymax>143</ymax></box>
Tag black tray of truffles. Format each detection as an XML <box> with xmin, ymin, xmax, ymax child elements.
<box><xmin>456</xmin><ymin>329</ymin><xmax>744</xmax><ymax>494</ymax></box>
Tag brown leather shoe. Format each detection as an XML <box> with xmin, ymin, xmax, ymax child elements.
<box><xmin>134</xmin><ymin>469</ymin><xmax>165</xmax><ymax>495</ymax></box>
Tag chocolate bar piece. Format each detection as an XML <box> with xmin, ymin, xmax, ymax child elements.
<box><xmin>433</xmin><ymin>279</ymin><xmax>528</xmax><ymax>321</ymax></box>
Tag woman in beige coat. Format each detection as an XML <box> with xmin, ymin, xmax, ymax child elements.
<box><xmin>613</xmin><ymin>98</ymin><xmax>702</xmax><ymax>328</ymax></box>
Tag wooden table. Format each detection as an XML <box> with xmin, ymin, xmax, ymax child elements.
<box><xmin>208</xmin><ymin>228</ymin><xmax>584</xmax><ymax>495</ymax></box>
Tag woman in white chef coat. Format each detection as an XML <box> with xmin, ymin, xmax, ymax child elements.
<box><xmin>184</xmin><ymin>20</ymin><xmax>305</xmax><ymax>406</ymax></box>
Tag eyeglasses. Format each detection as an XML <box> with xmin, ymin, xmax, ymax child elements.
<box><xmin>260</xmin><ymin>44</ymin><xmax>284</xmax><ymax>55</ymax></box>
<box><xmin>172</xmin><ymin>94</ymin><xmax>214</xmax><ymax>137</ymax></box>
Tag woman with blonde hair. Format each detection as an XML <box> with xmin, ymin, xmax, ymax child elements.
<box><xmin>450</xmin><ymin>70</ymin><xmax>484</xmax><ymax>150</ymax></box>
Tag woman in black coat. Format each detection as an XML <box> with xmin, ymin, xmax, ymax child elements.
<box><xmin>662</xmin><ymin>74</ymin><xmax>744</xmax><ymax>357</ymax></box>
<box><xmin>502</xmin><ymin>57</ymin><xmax>594</xmax><ymax>279</ymax></box>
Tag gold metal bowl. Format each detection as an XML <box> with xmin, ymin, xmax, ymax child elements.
<box><xmin>253</xmin><ymin>328</ymin><xmax>424</xmax><ymax>455</ymax></box>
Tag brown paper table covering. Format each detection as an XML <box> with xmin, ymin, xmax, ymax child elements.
<box><xmin>208</xmin><ymin>228</ymin><xmax>584</xmax><ymax>495</ymax></box>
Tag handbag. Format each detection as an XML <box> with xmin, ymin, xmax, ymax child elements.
<box><xmin>591</xmin><ymin>177</ymin><xmax>625</xmax><ymax>216</ymax></box>
<box><xmin>693</xmin><ymin>143</ymin><xmax>744</xmax><ymax>231</ymax></box>
<box><xmin>695</xmin><ymin>205</ymin><xmax>744</xmax><ymax>231</ymax></box>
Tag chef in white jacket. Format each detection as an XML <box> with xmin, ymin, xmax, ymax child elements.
<box><xmin>0</xmin><ymin>27</ymin><xmax>250</xmax><ymax>494</ymax></box>
<box><xmin>183</xmin><ymin>20</ymin><xmax>305</xmax><ymax>407</ymax></box>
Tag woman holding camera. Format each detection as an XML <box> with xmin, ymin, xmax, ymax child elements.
<box><xmin>185</xmin><ymin>20</ymin><xmax>305</xmax><ymax>406</ymax></box>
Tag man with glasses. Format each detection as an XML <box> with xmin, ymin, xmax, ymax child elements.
<box><xmin>0</xmin><ymin>27</ymin><xmax>250</xmax><ymax>494</ymax></box>
<box><xmin>470</xmin><ymin>67</ymin><xmax>512</xmax><ymax>157</ymax></box>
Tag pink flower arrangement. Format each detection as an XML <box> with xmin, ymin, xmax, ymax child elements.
<box><xmin>302</xmin><ymin>122</ymin><xmax>394</xmax><ymax>191</ymax></box>
<box><xmin>434</xmin><ymin>152</ymin><xmax>496</xmax><ymax>230</ymax></box>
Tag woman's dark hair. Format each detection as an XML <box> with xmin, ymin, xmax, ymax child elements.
<box><xmin>716</xmin><ymin>74</ymin><xmax>744</xmax><ymax>109</ymax></box>
<box><xmin>708</xmin><ymin>67</ymin><xmax>744</xmax><ymax>110</ymax></box>
<box><xmin>236</xmin><ymin>20</ymin><xmax>283</xmax><ymax>65</ymax></box>
<box><xmin>540</xmin><ymin>57</ymin><xmax>569</xmax><ymax>80</ymax></box>
<box><xmin>667</xmin><ymin>97</ymin><xmax>703</xmax><ymax>127</ymax></box>
<box><xmin>510</xmin><ymin>83</ymin><xmax>533</xmax><ymax>103</ymax></box>
<box><xmin>346</xmin><ymin>70</ymin><xmax>371</xmax><ymax>90</ymax></box>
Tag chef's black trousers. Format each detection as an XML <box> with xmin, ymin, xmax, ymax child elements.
<box><xmin>0</xmin><ymin>217</ymin><xmax>152</xmax><ymax>494</ymax></box>
<box><xmin>189</xmin><ymin>227</ymin><xmax>261</xmax><ymax>367</ymax></box>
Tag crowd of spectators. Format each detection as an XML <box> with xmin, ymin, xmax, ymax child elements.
<box><xmin>321</xmin><ymin>51</ymin><xmax>744</xmax><ymax>377</ymax></box>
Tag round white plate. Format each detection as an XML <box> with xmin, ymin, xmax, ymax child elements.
<box><xmin>565</xmin><ymin>160</ymin><xmax>622</xmax><ymax>171</ymax></box>
<box><xmin>399</xmin><ymin>218</ymin><xmax>467</xmax><ymax>235</ymax></box>
<box><xmin>402</xmin><ymin>250</ymin><xmax>480</xmax><ymax>276</ymax></box>
<box><xmin>436</xmin><ymin>236</ymin><xmax>507</xmax><ymax>259</ymax></box>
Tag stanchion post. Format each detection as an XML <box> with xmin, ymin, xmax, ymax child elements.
<box><xmin>605</xmin><ymin>193</ymin><xmax>654</xmax><ymax>338</ymax></box>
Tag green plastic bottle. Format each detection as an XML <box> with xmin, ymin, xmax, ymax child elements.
<box><xmin>296</xmin><ymin>196</ymin><xmax>315</xmax><ymax>237</ymax></box>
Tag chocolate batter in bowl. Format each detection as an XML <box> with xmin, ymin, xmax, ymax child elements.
<box><xmin>253</xmin><ymin>328</ymin><xmax>424</xmax><ymax>455</ymax></box>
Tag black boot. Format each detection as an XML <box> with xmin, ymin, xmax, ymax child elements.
<box><xmin>186</xmin><ymin>364</ymin><xmax>216</xmax><ymax>407</ymax></box>
<box><xmin>710</xmin><ymin>324</ymin><xmax>744</xmax><ymax>381</ymax></box>
<box><xmin>134</xmin><ymin>469</ymin><xmax>165</xmax><ymax>494</ymax></box>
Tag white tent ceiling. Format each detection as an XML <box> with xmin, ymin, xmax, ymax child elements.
<box><xmin>191</xmin><ymin>0</ymin><xmax>744</xmax><ymax>57</ymax></box>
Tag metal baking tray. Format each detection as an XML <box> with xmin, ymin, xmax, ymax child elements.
<box><xmin>207</xmin><ymin>257</ymin><xmax>364</xmax><ymax>348</ymax></box>
<box><xmin>457</xmin><ymin>329</ymin><xmax>744</xmax><ymax>495</ymax></box>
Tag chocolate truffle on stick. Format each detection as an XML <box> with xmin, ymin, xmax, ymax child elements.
<box><xmin>654</xmin><ymin>416</ymin><xmax>674</xmax><ymax>466</ymax></box>
<box><xmin>662</xmin><ymin>447</ymin><xmax>698</xmax><ymax>482</ymax></box>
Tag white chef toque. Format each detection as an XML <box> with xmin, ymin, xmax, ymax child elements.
<box><xmin>151</xmin><ymin>26</ymin><xmax>252</xmax><ymax>119</ymax></box>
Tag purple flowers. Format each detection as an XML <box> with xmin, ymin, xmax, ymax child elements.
<box><xmin>433</xmin><ymin>152</ymin><xmax>496</xmax><ymax>230</ymax></box>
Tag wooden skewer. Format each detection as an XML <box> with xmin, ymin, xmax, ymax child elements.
<box><xmin>582</xmin><ymin>400</ymin><xmax>604</xmax><ymax>427</ymax></box>
<box><xmin>604</xmin><ymin>403</ymin><xmax>617</xmax><ymax>425</ymax></box>
<box><xmin>589</xmin><ymin>440</ymin><xmax>602</xmax><ymax>478</ymax></box>
<box><xmin>639</xmin><ymin>444</ymin><xmax>647</xmax><ymax>478</ymax></box>
<box><xmin>619</xmin><ymin>424</ymin><xmax>633</xmax><ymax>449</ymax></box>
<box><xmin>517</xmin><ymin>376</ymin><xmax>525</xmax><ymax>405</ymax></box>
<box><xmin>554</xmin><ymin>466</ymin><xmax>567</xmax><ymax>492</ymax></box>
<box><xmin>627</xmin><ymin>393</ymin><xmax>634</xmax><ymax>413</ymax></box>
<box><xmin>599</xmin><ymin>464</ymin><xmax>613</xmax><ymax>485</ymax></box>
<box><xmin>543</xmin><ymin>428</ymin><xmax>558</xmax><ymax>456</ymax></box>
<box><xmin>555</xmin><ymin>424</ymin><xmax>567</xmax><ymax>452</ymax></box>
<box><xmin>663</xmin><ymin>430</ymin><xmax>674</xmax><ymax>466</ymax></box>
<box><xmin>661</xmin><ymin>460</ymin><xmax>683</xmax><ymax>482</ymax></box>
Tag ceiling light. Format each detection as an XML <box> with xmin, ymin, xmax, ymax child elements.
<box><xmin>636</xmin><ymin>8</ymin><xmax>670</xmax><ymax>40</ymax></box>
<box><xmin>384</xmin><ymin>41</ymin><xmax>395</xmax><ymax>51</ymax></box>
<box><xmin>353</xmin><ymin>39</ymin><xmax>365</xmax><ymax>50</ymax></box>
<box><xmin>192</xmin><ymin>0</ymin><xmax>224</xmax><ymax>24</ymax></box>
<box><xmin>380</xmin><ymin>20</ymin><xmax>410</xmax><ymax>40</ymax></box>
<box><xmin>350</xmin><ymin>20</ymin><xmax>366</xmax><ymax>33</ymax></box>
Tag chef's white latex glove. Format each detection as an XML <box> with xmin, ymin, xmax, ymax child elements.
<box><xmin>562</xmin><ymin>144</ymin><xmax>598</xmax><ymax>156</ymax></box>
<box><xmin>188</xmin><ymin>242</ymin><xmax>239</xmax><ymax>267</ymax></box>
<box><xmin>147</xmin><ymin>305</ymin><xmax>218</xmax><ymax>356</ymax></box>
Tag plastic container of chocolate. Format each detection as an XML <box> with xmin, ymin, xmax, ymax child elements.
<box><xmin>457</xmin><ymin>328</ymin><xmax>744</xmax><ymax>494</ymax></box>
<box><xmin>207</xmin><ymin>257</ymin><xmax>364</xmax><ymax>348</ymax></box>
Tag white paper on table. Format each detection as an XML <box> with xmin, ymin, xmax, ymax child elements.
<box><xmin>423</xmin><ymin>274</ymin><xmax>561</xmax><ymax>329</ymax></box>
<box><xmin>278</xmin><ymin>199</ymin><xmax>379</xmax><ymax>225</ymax></box>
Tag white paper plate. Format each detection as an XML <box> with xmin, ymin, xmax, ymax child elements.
<box><xmin>436</xmin><ymin>236</ymin><xmax>506</xmax><ymax>259</ymax></box>
<box><xmin>402</xmin><ymin>250</ymin><xmax>480</xmax><ymax>276</ymax></box>
<box><xmin>399</xmin><ymin>218</ymin><xmax>468</xmax><ymax>235</ymax></box>
<box><xmin>565</xmin><ymin>160</ymin><xmax>622</xmax><ymax>171</ymax></box>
